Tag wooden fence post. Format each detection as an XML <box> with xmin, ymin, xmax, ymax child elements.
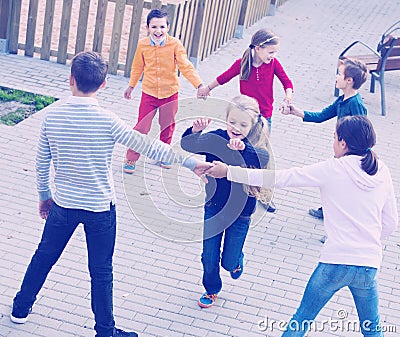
<box><xmin>151</xmin><ymin>0</ymin><xmax>161</xmax><ymax>9</ymax></box>
<box><xmin>57</xmin><ymin>0</ymin><xmax>73</xmax><ymax>64</ymax></box>
<box><xmin>93</xmin><ymin>0</ymin><xmax>108</xmax><ymax>53</ymax></box>
<box><xmin>75</xmin><ymin>0</ymin><xmax>91</xmax><ymax>54</ymax></box>
<box><xmin>166</xmin><ymin>3</ymin><xmax>179</xmax><ymax>37</ymax></box>
<box><xmin>40</xmin><ymin>0</ymin><xmax>55</xmax><ymax>60</ymax></box>
<box><xmin>7</xmin><ymin>0</ymin><xmax>21</xmax><ymax>54</ymax></box>
<box><xmin>268</xmin><ymin>0</ymin><xmax>277</xmax><ymax>15</ymax></box>
<box><xmin>108</xmin><ymin>0</ymin><xmax>125</xmax><ymax>74</ymax></box>
<box><xmin>125</xmin><ymin>0</ymin><xmax>144</xmax><ymax>77</ymax></box>
<box><xmin>0</xmin><ymin>0</ymin><xmax>12</xmax><ymax>53</ymax></box>
<box><xmin>235</xmin><ymin>0</ymin><xmax>247</xmax><ymax>38</ymax></box>
<box><xmin>189</xmin><ymin>0</ymin><xmax>206</xmax><ymax>68</ymax></box>
<box><xmin>25</xmin><ymin>0</ymin><xmax>38</xmax><ymax>57</ymax></box>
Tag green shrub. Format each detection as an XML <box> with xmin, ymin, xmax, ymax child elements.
<box><xmin>0</xmin><ymin>109</ymin><xmax>25</xmax><ymax>126</ymax></box>
<box><xmin>0</xmin><ymin>86</ymin><xmax>57</xmax><ymax>126</ymax></box>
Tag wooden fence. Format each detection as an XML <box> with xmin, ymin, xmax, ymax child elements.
<box><xmin>0</xmin><ymin>0</ymin><xmax>286</xmax><ymax>77</ymax></box>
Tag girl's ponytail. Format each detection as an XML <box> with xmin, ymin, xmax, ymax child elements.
<box><xmin>361</xmin><ymin>148</ymin><xmax>378</xmax><ymax>176</ymax></box>
<box><xmin>336</xmin><ymin>116</ymin><xmax>378</xmax><ymax>176</ymax></box>
<box><xmin>240</xmin><ymin>47</ymin><xmax>253</xmax><ymax>80</ymax></box>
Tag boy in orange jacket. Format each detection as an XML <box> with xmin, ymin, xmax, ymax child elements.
<box><xmin>124</xmin><ymin>8</ymin><xmax>205</xmax><ymax>173</ymax></box>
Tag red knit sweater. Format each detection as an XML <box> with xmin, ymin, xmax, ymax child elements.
<box><xmin>216</xmin><ymin>58</ymin><xmax>293</xmax><ymax>118</ymax></box>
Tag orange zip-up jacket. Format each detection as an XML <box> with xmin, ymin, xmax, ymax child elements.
<box><xmin>129</xmin><ymin>35</ymin><xmax>203</xmax><ymax>99</ymax></box>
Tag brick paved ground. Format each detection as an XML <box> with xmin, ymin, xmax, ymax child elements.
<box><xmin>0</xmin><ymin>0</ymin><xmax>399</xmax><ymax>336</ymax></box>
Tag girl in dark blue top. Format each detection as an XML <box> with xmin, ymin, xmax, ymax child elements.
<box><xmin>181</xmin><ymin>95</ymin><xmax>270</xmax><ymax>308</ymax></box>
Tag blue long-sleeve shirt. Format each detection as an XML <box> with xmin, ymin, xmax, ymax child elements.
<box><xmin>181</xmin><ymin>127</ymin><xmax>269</xmax><ymax>216</ymax></box>
<box><xmin>303</xmin><ymin>93</ymin><xmax>367</xmax><ymax>123</ymax></box>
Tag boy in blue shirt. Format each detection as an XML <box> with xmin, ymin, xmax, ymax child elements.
<box><xmin>283</xmin><ymin>57</ymin><xmax>368</xmax><ymax>219</ymax></box>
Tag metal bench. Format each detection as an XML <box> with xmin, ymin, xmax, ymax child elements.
<box><xmin>334</xmin><ymin>20</ymin><xmax>400</xmax><ymax>116</ymax></box>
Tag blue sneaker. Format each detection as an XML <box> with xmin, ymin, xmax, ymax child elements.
<box><xmin>160</xmin><ymin>161</ymin><xmax>172</xmax><ymax>169</ymax></box>
<box><xmin>10</xmin><ymin>305</ymin><xmax>32</xmax><ymax>324</ymax></box>
<box><xmin>309</xmin><ymin>207</ymin><xmax>324</xmax><ymax>219</ymax></box>
<box><xmin>198</xmin><ymin>292</ymin><xmax>218</xmax><ymax>308</ymax></box>
<box><xmin>230</xmin><ymin>254</ymin><xmax>244</xmax><ymax>279</ymax></box>
<box><xmin>123</xmin><ymin>160</ymin><xmax>136</xmax><ymax>174</ymax></box>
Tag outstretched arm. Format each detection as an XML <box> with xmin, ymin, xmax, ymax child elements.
<box><xmin>197</xmin><ymin>79</ymin><xmax>220</xmax><ymax>99</ymax></box>
<box><xmin>283</xmin><ymin>103</ymin><xmax>305</xmax><ymax>118</ymax></box>
<box><xmin>112</xmin><ymin>116</ymin><xmax>202</xmax><ymax>173</ymax></box>
<box><xmin>193</xmin><ymin>161</ymin><xmax>213</xmax><ymax>183</ymax></box>
<box><xmin>205</xmin><ymin>161</ymin><xmax>228</xmax><ymax>178</ymax></box>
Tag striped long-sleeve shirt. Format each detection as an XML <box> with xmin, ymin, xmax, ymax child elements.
<box><xmin>36</xmin><ymin>96</ymin><xmax>196</xmax><ymax>212</ymax></box>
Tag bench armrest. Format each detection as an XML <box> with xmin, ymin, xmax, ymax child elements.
<box><xmin>339</xmin><ymin>40</ymin><xmax>380</xmax><ymax>59</ymax></box>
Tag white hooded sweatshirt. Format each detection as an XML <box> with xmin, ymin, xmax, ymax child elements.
<box><xmin>227</xmin><ymin>155</ymin><xmax>398</xmax><ymax>268</ymax></box>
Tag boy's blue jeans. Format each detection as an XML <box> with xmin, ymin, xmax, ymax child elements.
<box><xmin>13</xmin><ymin>202</ymin><xmax>117</xmax><ymax>337</ymax></box>
<box><xmin>201</xmin><ymin>206</ymin><xmax>251</xmax><ymax>294</ymax></box>
<box><xmin>282</xmin><ymin>263</ymin><xmax>383</xmax><ymax>337</ymax></box>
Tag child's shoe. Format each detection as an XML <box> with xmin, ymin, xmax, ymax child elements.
<box><xmin>309</xmin><ymin>207</ymin><xmax>324</xmax><ymax>219</ymax></box>
<box><xmin>258</xmin><ymin>200</ymin><xmax>277</xmax><ymax>213</ymax></box>
<box><xmin>123</xmin><ymin>160</ymin><xmax>136</xmax><ymax>174</ymax></box>
<box><xmin>198</xmin><ymin>292</ymin><xmax>218</xmax><ymax>308</ymax></box>
<box><xmin>113</xmin><ymin>327</ymin><xmax>138</xmax><ymax>336</ymax></box>
<box><xmin>230</xmin><ymin>254</ymin><xmax>244</xmax><ymax>279</ymax></box>
<box><xmin>10</xmin><ymin>305</ymin><xmax>32</xmax><ymax>324</ymax></box>
<box><xmin>160</xmin><ymin>161</ymin><xmax>172</xmax><ymax>169</ymax></box>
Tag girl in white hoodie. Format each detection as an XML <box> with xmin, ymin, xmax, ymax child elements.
<box><xmin>205</xmin><ymin>115</ymin><xmax>398</xmax><ymax>337</ymax></box>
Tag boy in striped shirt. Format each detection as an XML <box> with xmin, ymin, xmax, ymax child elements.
<box><xmin>10</xmin><ymin>51</ymin><xmax>209</xmax><ymax>337</ymax></box>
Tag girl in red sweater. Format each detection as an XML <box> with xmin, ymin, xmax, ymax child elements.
<box><xmin>199</xmin><ymin>29</ymin><xmax>294</xmax><ymax>133</ymax></box>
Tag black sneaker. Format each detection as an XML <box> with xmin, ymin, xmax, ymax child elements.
<box><xmin>308</xmin><ymin>207</ymin><xmax>324</xmax><ymax>219</ymax></box>
<box><xmin>10</xmin><ymin>306</ymin><xmax>32</xmax><ymax>324</ymax></box>
<box><xmin>266</xmin><ymin>201</ymin><xmax>276</xmax><ymax>213</ymax></box>
<box><xmin>113</xmin><ymin>328</ymin><xmax>138</xmax><ymax>337</ymax></box>
<box><xmin>259</xmin><ymin>200</ymin><xmax>277</xmax><ymax>213</ymax></box>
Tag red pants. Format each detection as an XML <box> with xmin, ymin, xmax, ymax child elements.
<box><xmin>126</xmin><ymin>92</ymin><xmax>179</xmax><ymax>162</ymax></box>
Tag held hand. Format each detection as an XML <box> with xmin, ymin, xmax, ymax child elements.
<box><xmin>280</xmin><ymin>98</ymin><xmax>291</xmax><ymax>115</ymax></box>
<box><xmin>124</xmin><ymin>86</ymin><xmax>134</xmax><ymax>100</ymax></box>
<box><xmin>39</xmin><ymin>198</ymin><xmax>53</xmax><ymax>219</ymax></box>
<box><xmin>192</xmin><ymin>118</ymin><xmax>211</xmax><ymax>133</ymax></box>
<box><xmin>287</xmin><ymin>103</ymin><xmax>304</xmax><ymax>118</ymax></box>
<box><xmin>197</xmin><ymin>85</ymin><xmax>210</xmax><ymax>100</ymax></box>
<box><xmin>193</xmin><ymin>161</ymin><xmax>214</xmax><ymax>183</ymax></box>
<box><xmin>227</xmin><ymin>138</ymin><xmax>245</xmax><ymax>151</ymax></box>
<box><xmin>205</xmin><ymin>161</ymin><xmax>228</xmax><ymax>179</ymax></box>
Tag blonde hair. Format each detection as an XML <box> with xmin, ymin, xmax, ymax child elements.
<box><xmin>240</xmin><ymin>29</ymin><xmax>279</xmax><ymax>80</ymax></box>
<box><xmin>226</xmin><ymin>95</ymin><xmax>274</xmax><ymax>203</ymax></box>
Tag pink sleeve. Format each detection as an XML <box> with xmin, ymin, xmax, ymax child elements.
<box><xmin>273</xmin><ymin>58</ymin><xmax>293</xmax><ymax>91</ymax></box>
<box><xmin>216</xmin><ymin>59</ymin><xmax>241</xmax><ymax>85</ymax></box>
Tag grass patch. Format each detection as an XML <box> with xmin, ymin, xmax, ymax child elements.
<box><xmin>0</xmin><ymin>86</ymin><xmax>57</xmax><ymax>126</ymax></box>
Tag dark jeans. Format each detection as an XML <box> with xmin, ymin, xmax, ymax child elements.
<box><xmin>201</xmin><ymin>206</ymin><xmax>251</xmax><ymax>294</ymax></box>
<box><xmin>13</xmin><ymin>202</ymin><xmax>117</xmax><ymax>337</ymax></box>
